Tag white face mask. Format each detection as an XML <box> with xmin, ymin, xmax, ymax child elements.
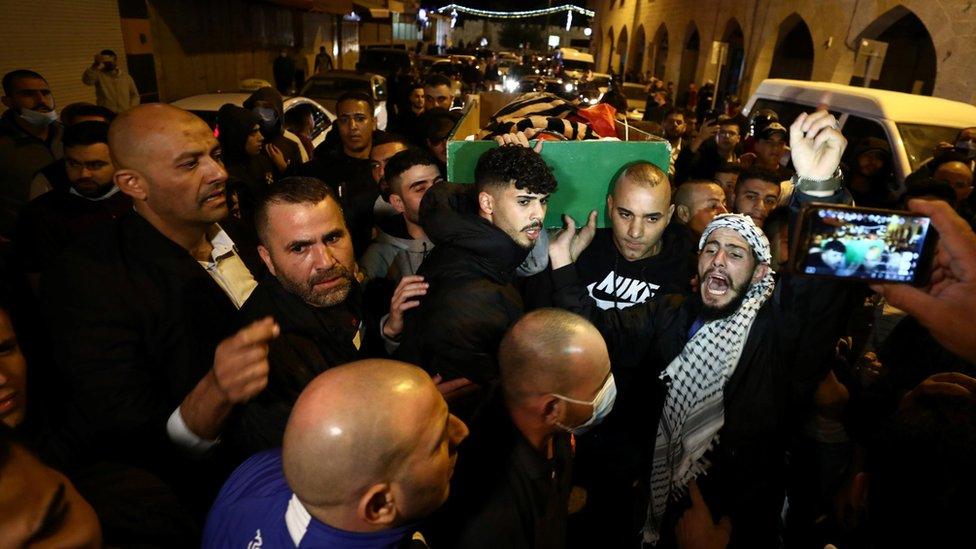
<box><xmin>19</xmin><ymin>108</ymin><xmax>57</xmax><ymax>128</ymax></box>
<box><xmin>956</xmin><ymin>140</ymin><xmax>976</xmax><ymax>159</ymax></box>
<box><xmin>553</xmin><ymin>372</ymin><xmax>617</xmax><ymax>435</ymax></box>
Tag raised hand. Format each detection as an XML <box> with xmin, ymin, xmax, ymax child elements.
<box><xmin>790</xmin><ymin>110</ymin><xmax>847</xmax><ymax>180</ymax></box>
<box><xmin>265</xmin><ymin>143</ymin><xmax>289</xmax><ymax>173</ymax></box>
<box><xmin>571</xmin><ymin>210</ymin><xmax>598</xmax><ymax>262</ymax></box>
<box><xmin>212</xmin><ymin>317</ymin><xmax>279</xmax><ymax>403</ymax></box>
<box><xmin>493</xmin><ymin>128</ymin><xmax>543</xmax><ymax>153</ymax></box>
<box><xmin>550</xmin><ymin>210</ymin><xmax>597</xmax><ymax>269</ymax></box>
<box><xmin>383</xmin><ymin>275</ymin><xmax>428</xmax><ymax>339</ymax></box>
<box><xmin>691</xmin><ymin>121</ymin><xmax>719</xmax><ymax>153</ymax></box>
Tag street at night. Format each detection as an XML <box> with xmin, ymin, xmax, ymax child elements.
<box><xmin>0</xmin><ymin>1</ymin><xmax>974</xmax><ymax>548</ymax></box>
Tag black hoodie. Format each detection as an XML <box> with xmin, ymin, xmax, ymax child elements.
<box><xmin>395</xmin><ymin>182</ymin><xmax>531</xmax><ymax>387</ymax></box>
<box><xmin>844</xmin><ymin>136</ymin><xmax>897</xmax><ymax>208</ymax></box>
<box><xmin>242</xmin><ymin>87</ymin><xmax>303</xmax><ymax>168</ymax></box>
<box><xmin>217</xmin><ymin>104</ymin><xmax>274</xmax><ymax>217</ymax></box>
<box><xmin>523</xmin><ymin>221</ymin><xmax>696</xmax><ymax>313</ymax></box>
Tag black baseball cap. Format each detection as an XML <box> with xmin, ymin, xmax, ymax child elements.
<box><xmin>758</xmin><ymin>122</ymin><xmax>788</xmax><ymax>140</ymax></box>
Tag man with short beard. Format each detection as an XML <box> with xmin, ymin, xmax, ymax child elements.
<box><xmin>221</xmin><ymin>177</ymin><xmax>427</xmax><ymax>460</ymax></box>
<box><xmin>396</xmin><ymin>144</ymin><xmax>557</xmax><ymax>414</ymax></box>
<box><xmin>39</xmin><ymin>104</ymin><xmax>277</xmax><ymax>544</ymax></box>
<box><xmin>549</xmin><ymin>110</ymin><xmax>853</xmax><ymax>547</ymax></box>
<box><xmin>0</xmin><ymin>70</ymin><xmax>64</xmax><ymax>238</ymax></box>
<box><xmin>15</xmin><ymin>121</ymin><xmax>131</xmax><ymax>281</ymax></box>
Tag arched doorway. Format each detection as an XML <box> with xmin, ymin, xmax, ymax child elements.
<box><xmin>617</xmin><ymin>27</ymin><xmax>629</xmax><ymax>77</ymax></box>
<box><xmin>629</xmin><ymin>25</ymin><xmax>647</xmax><ymax>82</ymax></box>
<box><xmin>769</xmin><ymin>14</ymin><xmax>815</xmax><ymax>80</ymax></box>
<box><xmin>850</xmin><ymin>7</ymin><xmax>936</xmax><ymax>95</ymax></box>
<box><xmin>606</xmin><ymin>27</ymin><xmax>615</xmax><ymax>73</ymax></box>
<box><xmin>651</xmin><ymin>24</ymin><xmax>668</xmax><ymax>80</ymax></box>
<box><xmin>677</xmin><ymin>23</ymin><xmax>700</xmax><ymax>103</ymax></box>
<box><xmin>717</xmin><ymin>18</ymin><xmax>745</xmax><ymax>101</ymax></box>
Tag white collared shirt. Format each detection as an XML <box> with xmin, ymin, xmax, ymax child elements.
<box><xmin>167</xmin><ymin>226</ymin><xmax>258</xmax><ymax>454</ymax></box>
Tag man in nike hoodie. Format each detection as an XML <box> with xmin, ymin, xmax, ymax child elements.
<box><xmin>522</xmin><ymin>160</ymin><xmax>697</xmax><ymax>548</ymax></box>
<box><xmin>360</xmin><ymin>148</ymin><xmax>440</xmax><ymax>282</ymax></box>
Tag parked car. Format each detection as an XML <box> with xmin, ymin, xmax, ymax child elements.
<box><xmin>169</xmin><ymin>92</ymin><xmax>335</xmax><ymax>149</ymax></box>
<box><xmin>427</xmin><ymin>59</ymin><xmax>464</xmax><ymax>80</ymax></box>
<box><xmin>744</xmin><ymin>79</ymin><xmax>976</xmax><ymax>185</ymax></box>
<box><xmin>300</xmin><ymin>70</ymin><xmax>388</xmax><ymax>130</ymax></box>
<box><xmin>556</xmin><ymin>47</ymin><xmax>595</xmax><ymax>80</ymax></box>
<box><xmin>355</xmin><ymin>47</ymin><xmax>413</xmax><ymax>79</ymax></box>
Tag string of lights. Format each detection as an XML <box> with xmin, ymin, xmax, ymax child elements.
<box><xmin>434</xmin><ymin>3</ymin><xmax>595</xmax><ymax>19</ymax></box>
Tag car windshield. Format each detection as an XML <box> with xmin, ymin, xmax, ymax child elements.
<box><xmin>301</xmin><ymin>78</ymin><xmax>371</xmax><ymax>99</ymax></box>
<box><xmin>563</xmin><ymin>59</ymin><xmax>593</xmax><ymax>71</ymax></box>
<box><xmin>896</xmin><ymin>123</ymin><xmax>966</xmax><ymax>171</ymax></box>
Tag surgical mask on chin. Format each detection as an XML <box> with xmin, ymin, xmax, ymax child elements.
<box><xmin>19</xmin><ymin>108</ymin><xmax>57</xmax><ymax>127</ymax></box>
<box><xmin>253</xmin><ymin>107</ymin><xmax>278</xmax><ymax>129</ymax></box>
<box><xmin>553</xmin><ymin>373</ymin><xmax>617</xmax><ymax>435</ymax></box>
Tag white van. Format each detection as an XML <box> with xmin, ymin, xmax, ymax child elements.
<box><xmin>744</xmin><ymin>79</ymin><xmax>976</xmax><ymax>185</ymax></box>
<box><xmin>557</xmin><ymin>47</ymin><xmax>595</xmax><ymax>80</ymax></box>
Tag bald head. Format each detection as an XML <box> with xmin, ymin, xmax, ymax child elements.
<box><xmin>934</xmin><ymin>160</ymin><xmax>974</xmax><ymax>206</ymax></box>
<box><xmin>281</xmin><ymin>359</ymin><xmax>470</xmax><ymax>533</ymax></box>
<box><xmin>108</xmin><ymin>104</ymin><xmax>229</xmax><ymax>237</ymax></box>
<box><xmin>283</xmin><ymin>360</ymin><xmax>440</xmax><ymax>507</ymax></box>
<box><xmin>499</xmin><ymin>309</ymin><xmax>609</xmax><ymax>401</ymax></box>
<box><xmin>674</xmin><ymin>180</ymin><xmax>728</xmax><ymax>235</ymax></box>
<box><xmin>108</xmin><ymin>103</ymin><xmax>210</xmax><ymax>170</ymax></box>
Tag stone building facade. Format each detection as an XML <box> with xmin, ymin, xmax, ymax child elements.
<box><xmin>590</xmin><ymin>0</ymin><xmax>976</xmax><ymax>104</ymax></box>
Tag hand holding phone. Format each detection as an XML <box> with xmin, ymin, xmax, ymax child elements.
<box><xmin>792</xmin><ymin>204</ymin><xmax>938</xmax><ymax>286</ymax></box>
<box><xmin>871</xmin><ymin>199</ymin><xmax>976</xmax><ymax>363</ymax></box>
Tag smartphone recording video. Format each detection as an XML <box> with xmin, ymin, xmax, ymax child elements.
<box><xmin>793</xmin><ymin>204</ymin><xmax>938</xmax><ymax>285</ymax></box>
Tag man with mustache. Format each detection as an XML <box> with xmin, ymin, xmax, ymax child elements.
<box><xmin>549</xmin><ymin>110</ymin><xmax>854</xmax><ymax>547</ymax></box>
<box><xmin>39</xmin><ymin>104</ymin><xmax>276</xmax><ymax>544</ymax></box>
<box><xmin>15</xmin><ymin>121</ymin><xmax>131</xmax><ymax>285</ymax></box>
<box><xmin>221</xmin><ymin>176</ymin><xmax>428</xmax><ymax>460</ymax></box>
<box><xmin>0</xmin><ymin>70</ymin><xmax>64</xmax><ymax>239</ymax></box>
<box><xmin>396</xmin><ymin>144</ymin><xmax>557</xmax><ymax>416</ymax></box>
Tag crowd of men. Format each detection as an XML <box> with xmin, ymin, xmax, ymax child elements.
<box><xmin>0</xmin><ymin>59</ymin><xmax>975</xmax><ymax>549</ymax></box>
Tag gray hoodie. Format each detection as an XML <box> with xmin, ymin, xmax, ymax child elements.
<box><xmin>360</xmin><ymin>215</ymin><xmax>433</xmax><ymax>281</ymax></box>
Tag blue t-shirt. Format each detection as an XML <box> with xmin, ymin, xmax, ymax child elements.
<box><xmin>203</xmin><ymin>449</ymin><xmax>420</xmax><ymax>548</ymax></box>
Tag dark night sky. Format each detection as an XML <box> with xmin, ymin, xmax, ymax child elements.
<box><xmin>424</xmin><ymin>1</ymin><xmax>590</xmax><ymax>27</ymax></box>
<box><xmin>425</xmin><ymin>1</ymin><xmax>554</xmax><ymax>10</ymax></box>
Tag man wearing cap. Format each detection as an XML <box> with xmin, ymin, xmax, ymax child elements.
<box><xmin>549</xmin><ymin>110</ymin><xmax>853</xmax><ymax>547</ymax></box>
<box><xmin>749</xmin><ymin>120</ymin><xmax>794</xmax><ymax>181</ymax></box>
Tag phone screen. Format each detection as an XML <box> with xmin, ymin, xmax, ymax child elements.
<box><xmin>794</xmin><ymin>206</ymin><xmax>935</xmax><ymax>283</ymax></box>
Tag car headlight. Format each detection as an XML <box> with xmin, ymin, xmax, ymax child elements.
<box><xmin>503</xmin><ymin>78</ymin><xmax>519</xmax><ymax>93</ymax></box>
<box><xmin>564</xmin><ymin>82</ymin><xmax>574</xmax><ymax>92</ymax></box>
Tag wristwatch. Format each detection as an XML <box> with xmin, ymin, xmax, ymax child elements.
<box><xmin>794</xmin><ymin>167</ymin><xmax>843</xmax><ymax>192</ymax></box>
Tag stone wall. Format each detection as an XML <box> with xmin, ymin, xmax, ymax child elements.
<box><xmin>590</xmin><ymin>0</ymin><xmax>976</xmax><ymax>104</ymax></box>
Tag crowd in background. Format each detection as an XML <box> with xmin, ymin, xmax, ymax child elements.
<box><xmin>0</xmin><ymin>44</ymin><xmax>975</xmax><ymax>549</ymax></box>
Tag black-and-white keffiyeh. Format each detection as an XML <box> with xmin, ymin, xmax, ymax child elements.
<box><xmin>643</xmin><ymin>213</ymin><xmax>776</xmax><ymax>544</ymax></box>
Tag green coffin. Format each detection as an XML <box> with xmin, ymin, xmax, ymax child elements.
<box><xmin>447</xmin><ymin>139</ymin><xmax>673</xmax><ymax>228</ymax></box>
